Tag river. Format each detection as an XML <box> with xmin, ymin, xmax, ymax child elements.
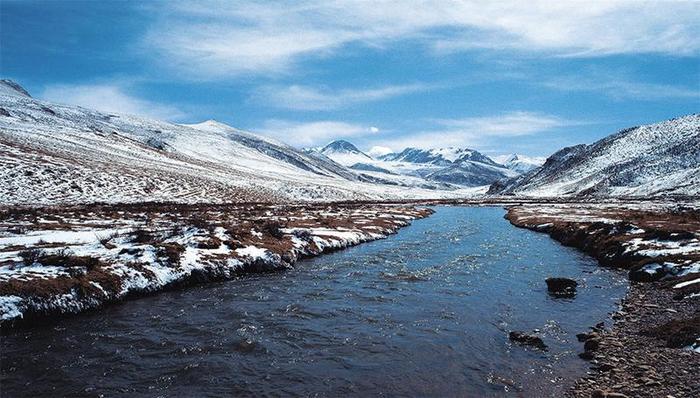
<box><xmin>0</xmin><ymin>206</ymin><xmax>628</xmax><ymax>397</ymax></box>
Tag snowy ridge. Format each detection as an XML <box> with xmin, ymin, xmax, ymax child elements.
<box><xmin>489</xmin><ymin>115</ymin><xmax>700</xmax><ymax>198</ymax></box>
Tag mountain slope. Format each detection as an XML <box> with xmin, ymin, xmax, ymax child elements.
<box><xmin>0</xmin><ymin>80</ymin><xmax>471</xmax><ymax>204</ymax></box>
<box><xmin>488</xmin><ymin>115</ymin><xmax>700</xmax><ymax>197</ymax></box>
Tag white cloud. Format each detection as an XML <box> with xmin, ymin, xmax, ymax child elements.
<box><xmin>370</xmin><ymin>111</ymin><xmax>576</xmax><ymax>149</ymax></box>
<box><xmin>257</xmin><ymin>119</ymin><xmax>380</xmax><ymax>146</ymax></box>
<box><xmin>253</xmin><ymin>83</ymin><xmax>430</xmax><ymax>110</ymax></box>
<box><xmin>368</xmin><ymin>145</ymin><xmax>393</xmax><ymax>157</ymax></box>
<box><xmin>41</xmin><ymin>84</ymin><xmax>186</xmax><ymax>120</ymax></box>
<box><xmin>144</xmin><ymin>1</ymin><xmax>700</xmax><ymax>77</ymax></box>
<box><xmin>435</xmin><ymin>112</ymin><xmax>570</xmax><ymax>137</ymax></box>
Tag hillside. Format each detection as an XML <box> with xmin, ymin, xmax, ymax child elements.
<box><xmin>0</xmin><ymin>80</ymin><xmax>472</xmax><ymax>204</ymax></box>
<box><xmin>488</xmin><ymin>115</ymin><xmax>700</xmax><ymax>198</ymax></box>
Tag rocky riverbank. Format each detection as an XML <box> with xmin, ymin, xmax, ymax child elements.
<box><xmin>506</xmin><ymin>202</ymin><xmax>700</xmax><ymax>398</ymax></box>
<box><xmin>0</xmin><ymin>202</ymin><xmax>432</xmax><ymax>329</ymax></box>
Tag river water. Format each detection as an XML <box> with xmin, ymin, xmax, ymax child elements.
<box><xmin>0</xmin><ymin>207</ymin><xmax>628</xmax><ymax>397</ymax></box>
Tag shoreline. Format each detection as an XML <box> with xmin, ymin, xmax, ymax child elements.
<box><xmin>505</xmin><ymin>203</ymin><xmax>700</xmax><ymax>397</ymax></box>
<box><xmin>0</xmin><ymin>202</ymin><xmax>432</xmax><ymax>329</ymax></box>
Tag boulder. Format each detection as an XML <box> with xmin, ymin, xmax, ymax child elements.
<box><xmin>545</xmin><ymin>277</ymin><xmax>578</xmax><ymax>297</ymax></box>
<box><xmin>509</xmin><ymin>331</ymin><xmax>547</xmax><ymax>350</ymax></box>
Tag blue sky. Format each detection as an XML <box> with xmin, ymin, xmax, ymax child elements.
<box><xmin>2</xmin><ymin>1</ymin><xmax>698</xmax><ymax>157</ymax></box>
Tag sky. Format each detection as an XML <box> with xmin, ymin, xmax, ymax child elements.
<box><xmin>1</xmin><ymin>0</ymin><xmax>698</xmax><ymax>158</ymax></box>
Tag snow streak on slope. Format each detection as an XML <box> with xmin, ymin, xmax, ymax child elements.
<box><xmin>0</xmin><ymin>80</ymin><xmax>475</xmax><ymax>204</ymax></box>
<box><xmin>489</xmin><ymin>115</ymin><xmax>700</xmax><ymax>198</ymax></box>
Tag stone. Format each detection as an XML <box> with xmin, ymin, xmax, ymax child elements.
<box><xmin>509</xmin><ymin>331</ymin><xmax>547</xmax><ymax>350</ymax></box>
<box><xmin>545</xmin><ymin>277</ymin><xmax>578</xmax><ymax>297</ymax></box>
<box><xmin>584</xmin><ymin>338</ymin><xmax>601</xmax><ymax>351</ymax></box>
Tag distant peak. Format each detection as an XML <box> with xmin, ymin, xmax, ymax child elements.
<box><xmin>322</xmin><ymin>140</ymin><xmax>365</xmax><ymax>154</ymax></box>
<box><xmin>0</xmin><ymin>79</ymin><xmax>31</xmax><ymax>98</ymax></box>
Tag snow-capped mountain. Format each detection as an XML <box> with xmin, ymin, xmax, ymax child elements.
<box><xmin>488</xmin><ymin>114</ymin><xmax>700</xmax><ymax>198</ymax></box>
<box><xmin>0</xmin><ymin>80</ymin><xmax>474</xmax><ymax>204</ymax></box>
<box><xmin>380</xmin><ymin>147</ymin><xmax>500</xmax><ymax>167</ymax></box>
<box><xmin>494</xmin><ymin>154</ymin><xmax>547</xmax><ymax>174</ymax></box>
<box><xmin>362</xmin><ymin>146</ymin><xmax>518</xmax><ymax>187</ymax></box>
<box><xmin>318</xmin><ymin>139</ymin><xmax>372</xmax><ymax>167</ymax></box>
<box><xmin>309</xmin><ymin>140</ymin><xmax>517</xmax><ymax>188</ymax></box>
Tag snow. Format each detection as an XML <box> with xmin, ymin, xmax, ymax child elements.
<box><xmin>236</xmin><ymin>245</ymin><xmax>271</xmax><ymax>259</ymax></box>
<box><xmin>492</xmin><ymin>114</ymin><xmax>700</xmax><ymax>197</ymax></box>
<box><xmin>673</xmin><ymin>278</ymin><xmax>700</xmax><ymax>289</ymax></box>
<box><xmin>0</xmin><ymin>264</ymin><xmax>70</xmax><ymax>281</ymax></box>
<box><xmin>0</xmin><ymin>296</ymin><xmax>23</xmax><ymax>320</ymax></box>
<box><xmin>0</xmin><ymin>229</ymin><xmax>123</xmax><ymax>246</ymax></box>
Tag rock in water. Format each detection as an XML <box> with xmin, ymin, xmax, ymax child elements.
<box><xmin>545</xmin><ymin>277</ymin><xmax>578</xmax><ymax>297</ymax></box>
<box><xmin>509</xmin><ymin>331</ymin><xmax>547</xmax><ymax>350</ymax></box>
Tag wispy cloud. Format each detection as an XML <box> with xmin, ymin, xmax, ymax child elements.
<box><xmin>41</xmin><ymin>84</ymin><xmax>186</xmax><ymax>120</ymax></box>
<box><xmin>542</xmin><ymin>75</ymin><xmax>700</xmax><ymax>100</ymax></box>
<box><xmin>251</xmin><ymin>83</ymin><xmax>432</xmax><ymax>110</ymax></box>
<box><xmin>256</xmin><ymin>111</ymin><xmax>578</xmax><ymax>151</ymax></box>
<box><xmin>257</xmin><ymin>119</ymin><xmax>381</xmax><ymax>147</ymax></box>
<box><xmin>370</xmin><ymin>111</ymin><xmax>578</xmax><ymax>150</ymax></box>
<box><xmin>144</xmin><ymin>1</ymin><xmax>700</xmax><ymax>78</ymax></box>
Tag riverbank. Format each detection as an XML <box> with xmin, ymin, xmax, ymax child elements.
<box><xmin>506</xmin><ymin>203</ymin><xmax>700</xmax><ymax>398</ymax></box>
<box><xmin>0</xmin><ymin>202</ymin><xmax>432</xmax><ymax>329</ymax></box>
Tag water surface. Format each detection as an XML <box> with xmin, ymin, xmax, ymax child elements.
<box><xmin>1</xmin><ymin>207</ymin><xmax>628</xmax><ymax>397</ymax></box>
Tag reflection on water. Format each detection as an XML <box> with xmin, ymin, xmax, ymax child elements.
<box><xmin>0</xmin><ymin>207</ymin><xmax>628</xmax><ymax>397</ymax></box>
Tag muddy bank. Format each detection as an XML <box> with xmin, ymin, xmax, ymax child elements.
<box><xmin>506</xmin><ymin>203</ymin><xmax>700</xmax><ymax>397</ymax></box>
<box><xmin>0</xmin><ymin>203</ymin><xmax>432</xmax><ymax>329</ymax></box>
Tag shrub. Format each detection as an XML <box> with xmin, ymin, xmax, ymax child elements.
<box><xmin>96</xmin><ymin>231</ymin><xmax>119</xmax><ymax>249</ymax></box>
<box><xmin>262</xmin><ymin>221</ymin><xmax>285</xmax><ymax>239</ymax></box>
<box><xmin>196</xmin><ymin>236</ymin><xmax>222</xmax><ymax>249</ymax></box>
<box><xmin>19</xmin><ymin>249</ymin><xmax>43</xmax><ymax>266</ymax></box>
<box><xmin>131</xmin><ymin>229</ymin><xmax>154</xmax><ymax>244</ymax></box>
<box><xmin>157</xmin><ymin>243</ymin><xmax>185</xmax><ymax>266</ymax></box>
<box><xmin>39</xmin><ymin>251</ymin><xmax>101</xmax><ymax>270</ymax></box>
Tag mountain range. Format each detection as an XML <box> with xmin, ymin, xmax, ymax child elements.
<box><xmin>316</xmin><ymin>140</ymin><xmax>527</xmax><ymax>188</ymax></box>
<box><xmin>0</xmin><ymin>79</ymin><xmax>697</xmax><ymax>203</ymax></box>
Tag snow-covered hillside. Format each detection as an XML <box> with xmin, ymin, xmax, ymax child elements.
<box><xmin>0</xmin><ymin>80</ymin><xmax>477</xmax><ymax>204</ymax></box>
<box><xmin>494</xmin><ymin>154</ymin><xmax>546</xmax><ymax>174</ymax></box>
<box><xmin>488</xmin><ymin>115</ymin><xmax>700</xmax><ymax>198</ymax></box>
